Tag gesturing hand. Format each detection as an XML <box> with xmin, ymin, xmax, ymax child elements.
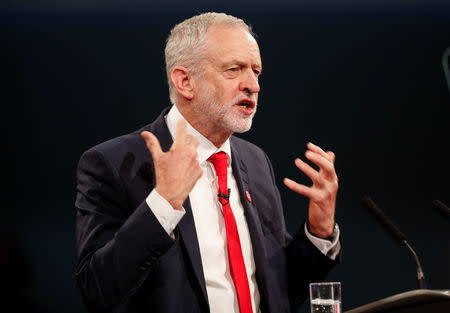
<box><xmin>283</xmin><ymin>142</ymin><xmax>338</xmax><ymax>238</ymax></box>
<box><xmin>141</xmin><ymin>120</ymin><xmax>203</xmax><ymax>211</ymax></box>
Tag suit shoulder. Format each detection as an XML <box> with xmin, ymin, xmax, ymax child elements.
<box><xmin>230</xmin><ymin>135</ymin><xmax>268</xmax><ymax>159</ymax></box>
<box><xmin>230</xmin><ymin>135</ymin><xmax>277</xmax><ymax>183</ymax></box>
<box><xmin>82</xmin><ymin>127</ymin><xmax>146</xmax><ymax>160</ymax></box>
<box><xmin>80</xmin><ymin>107</ymin><xmax>170</xmax><ymax>162</ymax></box>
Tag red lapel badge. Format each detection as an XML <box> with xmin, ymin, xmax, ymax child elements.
<box><xmin>245</xmin><ymin>190</ymin><xmax>252</xmax><ymax>203</ymax></box>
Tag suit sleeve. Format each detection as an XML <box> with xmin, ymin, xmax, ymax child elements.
<box><xmin>75</xmin><ymin>149</ymin><xmax>175</xmax><ymax>313</ymax></box>
<box><xmin>262</xmin><ymin>152</ymin><xmax>341</xmax><ymax>311</ymax></box>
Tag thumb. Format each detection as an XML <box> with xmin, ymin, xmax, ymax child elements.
<box><xmin>141</xmin><ymin>131</ymin><xmax>163</xmax><ymax>160</ymax></box>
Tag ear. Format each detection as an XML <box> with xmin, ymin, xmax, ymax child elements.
<box><xmin>170</xmin><ymin>66</ymin><xmax>195</xmax><ymax>100</ymax></box>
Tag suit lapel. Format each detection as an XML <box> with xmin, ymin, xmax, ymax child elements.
<box><xmin>150</xmin><ymin>108</ymin><xmax>209</xmax><ymax>307</ymax></box>
<box><xmin>178</xmin><ymin>199</ymin><xmax>209</xmax><ymax>307</ymax></box>
<box><xmin>230</xmin><ymin>138</ymin><xmax>272</xmax><ymax>312</ymax></box>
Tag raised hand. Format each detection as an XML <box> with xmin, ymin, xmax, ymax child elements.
<box><xmin>283</xmin><ymin>142</ymin><xmax>338</xmax><ymax>238</ymax></box>
<box><xmin>141</xmin><ymin>120</ymin><xmax>203</xmax><ymax>210</ymax></box>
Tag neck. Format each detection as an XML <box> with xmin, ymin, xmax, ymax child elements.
<box><xmin>176</xmin><ymin>102</ymin><xmax>232</xmax><ymax>148</ymax></box>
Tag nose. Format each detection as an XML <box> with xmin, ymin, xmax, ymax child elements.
<box><xmin>239</xmin><ymin>69</ymin><xmax>260</xmax><ymax>95</ymax></box>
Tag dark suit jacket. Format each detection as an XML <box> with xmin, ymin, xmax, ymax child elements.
<box><xmin>75</xmin><ymin>107</ymin><xmax>339</xmax><ymax>313</ymax></box>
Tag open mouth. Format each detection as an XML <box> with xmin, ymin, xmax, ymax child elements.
<box><xmin>237</xmin><ymin>99</ymin><xmax>254</xmax><ymax>109</ymax></box>
<box><xmin>236</xmin><ymin>99</ymin><xmax>256</xmax><ymax>115</ymax></box>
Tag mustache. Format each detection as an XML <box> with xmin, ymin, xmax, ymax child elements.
<box><xmin>231</xmin><ymin>95</ymin><xmax>257</xmax><ymax>107</ymax></box>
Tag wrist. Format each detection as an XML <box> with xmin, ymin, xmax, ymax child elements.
<box><xmin>155</xmin><ymin>187</ymin><xmax>183</xmax><ymax>211</ymax></box>
<box><xmin>307</xmin><ymin>220</ymin><xmax>336</xmax><ymax>240</ymax></box>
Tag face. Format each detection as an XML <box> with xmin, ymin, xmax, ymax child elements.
<box><xmin>191</xmin><ymin>26</ymin><xmax>262</xmax><ymax>139</ymax></box>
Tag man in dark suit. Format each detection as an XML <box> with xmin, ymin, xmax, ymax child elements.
<box><xmin>75</xmin><ymin>12</ymin><xmax>341</xmax><ymax>313</ymax></box>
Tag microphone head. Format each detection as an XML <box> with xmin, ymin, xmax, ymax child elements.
<box><xmin>432</xmin><ymin>200</ymin><xmax>450</xmax><ymax>221</ymax></box>
<box><xmin>361</xmin><ymin>196</ymin><xmax>407</xmax><ymax>245</ymax></box>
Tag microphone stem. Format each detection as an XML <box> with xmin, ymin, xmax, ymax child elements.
<box><xmin>403</xmin><ymin>240</ymin><xmax>426</xmax><ymax>289</ymax></box>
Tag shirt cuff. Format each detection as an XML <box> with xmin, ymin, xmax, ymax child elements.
<box><xmin>146</xmin><ymin>189</ymin><xmax>185</xmax><ymax>239</ymax></box>
<box><xmin>304</xmin><ymin>223</ymin><xmax>341</xmax><ymax>261</ymax></box>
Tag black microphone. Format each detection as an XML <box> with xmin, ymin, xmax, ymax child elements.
<box><xmin>432</xmin><ymin>200</ymin><xmax>450</xmax><ymax>221</ymax></box>
<box><xmin>442</xmin><ymin>47</ymin><xmax>450</xmax><ymax>93</ymax></box>
<box><xmin>218</xmin><ymin>188</ymin><xmax>231</xmax><ymax>205</ymax></box>
<box><xmin>361</xmin><ymin>196</ymin><xmax>426</xmax><ymax>289</ymax></box>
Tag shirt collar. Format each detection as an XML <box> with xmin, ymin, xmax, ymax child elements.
<box><xmin>165</xmin><ymin>105</ymin><xmax>232</xmax><ymax>166</ymax></box>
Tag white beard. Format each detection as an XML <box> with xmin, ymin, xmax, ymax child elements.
<box><xmin>192</xmin><ymin>82</ymin><xmax>257</xmax><ymax>134</ymax></box>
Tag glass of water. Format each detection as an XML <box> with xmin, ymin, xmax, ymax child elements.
<box><xmin>309</xmin><ymin>282</ymin><xmax>341</xmax><ymax>313</ymax></box>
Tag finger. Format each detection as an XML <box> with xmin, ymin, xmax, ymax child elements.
<box><xmin>174</xmin><ymin>119</ymin><xmax>187</xmax><ymax>146</ymax></box>
<box><xmin>305</xmin><ymin>150</ymin><xmax>336</xmax><ymax>178</ymax></box>
<box><xmin>326</xmin><ymin>151</ymin><xmax>336</xmax><ymax>162</ymax></box>
<box><xmin>284</xmin><ymin>178</ymin><xmax>327</xmax><ymax>203</ymax></box>
<box><xmin>283</xmin><ymin>178</ymin><xmax>315</xmax><ymax>198</ymax></box>
<box><xmin>189</xmin><ymin>135</ymin><xmax>199</xmax><ymax>150</ymax></box>
<box><xmin>307</xmin><ymin>142</ymin><xmax>333</xmax><ymax>163</ymax></box>
<box><xmin>294</xmin><ymin>158</ymin><xmax>322</xmax><ymax>186</ymax></box>
<box><xmin>141</xmin><ymin>131</ymin><xmax>163</xmax><ymax>159</ymax></box>
<box><xmin>184</xmin><ymin>134</ymin><xmax>197</xmax><ymax>146</ymax></box>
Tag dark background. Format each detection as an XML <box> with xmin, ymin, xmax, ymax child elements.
<box><xmin>2</xmin><ymin>1</ymin><xmax>450</xmax><ymax>312</ymax></box>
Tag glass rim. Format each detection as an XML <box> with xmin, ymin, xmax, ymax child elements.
<box><xmin>309</xmin><ymin>281</ymin><xmax>341</xmax><ymax>286</ymax></box>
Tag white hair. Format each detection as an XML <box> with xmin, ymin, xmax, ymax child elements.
<box><xmin>164</xmin><ymin>12</ymin><xmax>254</xmax><ymax>105</ymax></box>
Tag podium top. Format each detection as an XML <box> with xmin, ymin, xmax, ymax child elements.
<box><xmin>345</xmin><ymin>289</ymin><xmax>450</xmax><ymax>313</ymax></box>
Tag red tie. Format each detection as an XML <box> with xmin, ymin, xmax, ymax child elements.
<box><xmin>207</xmin><ymin>152</ymin><xmax>253</xmax><ymax>313</ymax></box>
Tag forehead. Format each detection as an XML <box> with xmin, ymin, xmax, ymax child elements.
<box><xmin>204</xmin><ymin>26</ymin><xmax>261</xmax><ymax>67</ymax></box>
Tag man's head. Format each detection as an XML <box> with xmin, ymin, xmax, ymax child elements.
<box><xmin>165</xmin><ymin>13</ymin><xmax>262</xmax><ymax>145</ymax></box>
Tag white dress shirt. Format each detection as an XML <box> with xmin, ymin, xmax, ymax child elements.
<box><xmin>146</xmin><ymin>105</ymin><xmax>340</xmax><ymax>313</ymax></box>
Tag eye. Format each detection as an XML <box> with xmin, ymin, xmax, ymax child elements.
<box><xmin>224</xmin><ymin>67</ymin><xmax>240</xmax><ymax>78</ymax></box>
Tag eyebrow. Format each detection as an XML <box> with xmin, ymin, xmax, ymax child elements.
<box><xmin>222</xmin><ymin>60</ymin><xmax>262</xmax><ymax>70</ymax></box>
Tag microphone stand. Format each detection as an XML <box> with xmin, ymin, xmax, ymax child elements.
<box><xmin>361</xmin><ymin>196</ymin><xmax>427</xmax><ymax>289</ymax></box>
<box><xmin>403</xmin><ymin>241</ymin><xmax>426</xmax><ymax>289</ymax></box>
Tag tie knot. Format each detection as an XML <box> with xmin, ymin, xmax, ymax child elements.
<box><xmin>207</xmin><ymin>151</ymin><xmax>228</xmax><ymax>176</ymax></box>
